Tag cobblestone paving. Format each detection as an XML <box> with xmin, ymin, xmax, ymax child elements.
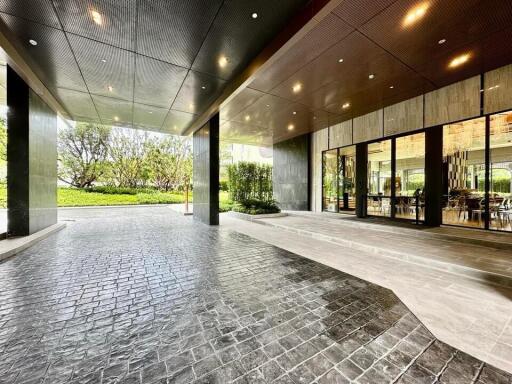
<box><xmin>0</xmin><ymin>207</ymin><xmax>510</xmax><ymax>384</ymax></box>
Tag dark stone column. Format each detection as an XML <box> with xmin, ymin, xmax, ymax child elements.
<box><xmin>273</xmin><ymin>133</ymin><xmax>310</xmax><ymax>211</ymax></box>
<box><xmin>424</xmin><ymin>125</ymin><xmax>443</xmax><ymax>227</ymax></box>
<box><xmin>355</xmin><ymin>143</ymin><xmax>368</xmax><ymax>218</ymax></box>
<box><xmin>193</xmin><ymin>113</ymin><xmax>219</xmax><ymax>225</ymax></box>
<box><xmin>7</xmin><ymin>66</ymin><xmax>57</xmax><ymax>236</ymax></box>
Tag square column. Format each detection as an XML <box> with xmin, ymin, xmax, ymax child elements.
<box><xmin>193</xmin><ymin>113</ymin><xmax>219</xmax><ymax>225</ymax></box>
<box><xmin>424</xmin><ymin>125</ymin><xmax>443</xmax><ymax>226</ymax></box>
<box><xmin>7</xmin><ymin>66</ymin><xmax>57</xmax><ymax>236</ymax></box>
<box><xmin>355</xmin><ymin>143</ymin><xmax>368</xmax><ymax>218</ymax></box>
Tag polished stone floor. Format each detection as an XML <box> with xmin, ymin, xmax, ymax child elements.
<box><xmin>0</xmin><ymin>207</ymin><xmax>510</xmax><ymax>384</ymax></box>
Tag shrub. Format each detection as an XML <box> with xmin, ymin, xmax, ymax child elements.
<box><xmin>85</xmin><ymin>186</ymin><xmax>157</xmax><ymax>195</ymax></box>
<box><xmin>227</xmin><ymin>162</ymin><xmax>273</xmax><ymax>202</ymax></box>
<box><xmin>233</xmin><ymin>199</ymin><xmax>280</xmax><ymax>215</ymax></box>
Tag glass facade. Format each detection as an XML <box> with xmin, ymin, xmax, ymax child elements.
<box><xmin>395</xmin><ymin>133</ymin><xmax>425</xmax><ymax>221</ymax></box>
<box><xmin>320</xmin><ymin>109</ymin><xmax>512</xmax><ymax>232</ymax></box>
<box><xmin>322</xmin><ymin>146</ymin><xmax>356</xmax><ymax>214</ymax></box>
<box><xmin>367</xmin><ymin>140</ymin><xmax>392</xmax><ymax>217</ymax></box>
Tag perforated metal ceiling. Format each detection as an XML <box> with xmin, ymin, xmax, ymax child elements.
<box><xmin>219</xmin><ymin>0</ymin><xmax>512</xmax><ymax>145</ymax></box>
<box><xmin>0</xmin><ymin>0</ymin><xmax>309</xmax><ymax>134</ymax></box>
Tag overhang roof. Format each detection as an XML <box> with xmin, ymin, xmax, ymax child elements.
<box><xmin>0</xmin><ymin>0</ymin><xmax>312</xmax><ymax>134</ymax></box>
<box><xmin>217</xmin><ymin>0</ymin><xmax>512</xmax><ymax>146</ymax></box>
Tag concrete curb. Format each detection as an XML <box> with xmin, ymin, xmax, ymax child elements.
<box><xmin>227</xmin><ymin>211</ymin><xmax>287</xmax><ymax>222</ymax></box>
<box><xmin>0</xmin><ymin>222</ymin><xmax>66</xmax><ymax>262</ymax></box>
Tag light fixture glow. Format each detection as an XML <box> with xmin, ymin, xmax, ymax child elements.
<box><xmin>114</xmin><ymin>116</ymin><xmax>119</xmax><ymax>122</ymax></box>
<box><xmin>338</xmin><ymin>58</ymin><xmax>344</xmax><ymax>63</ymax></box>
<box><xmin>189</xmin><ymin>103</ymin><xmax>195</xmax><ymax>110</ymax></box>
<box><xmin>389</xmin><ymin>85</ymin><xmax>394</xmax><ymax>89</ymax></box>
<box><xmin>368</xmin><ymin>74</ymin><xmax>375</xmax><ymax>80</ymax></box>
<box><xmin>292</xmin><ymin>111</ymin><xmax>297</xmax><ymax>115</ymax></box>
<box><xmin>448</xmin><ymin>53</ymin><xmax>471</xmax><ymax>68</ymax></box>
<box><xmin>101</xmin><ymin>59</ymin><xmax>107</xmax><ymax>63</ymax></box>
<box><xmin>287</xmin><ymin>124</ymin><xmax>295</xmax><ymax>131</ymax></box>
<box><xmin>218</xmin><ymin>56</ymin><xmax>229</xmax><ymax>68</ymax></box>
<box><xmin>29</xmin><ymin>39</ymin><xmax>38</xmax><ymax>46</ymax></box>
<box><xmin>292</xmin><ymin>83</ymin><xmax>302</xmax><ymax>93</ymax></box>
<box><xmin>438</xmin><ymin>38</ymin><xmax>446</xmax><ymax>45</ymax></box>
<box><xmin>244</xmin><ymin>115</ymin><xmax>251</xmax><ymax>122</ymax></box>
<box><xmin>266</xmin><ymin>104</ymin><xmax>270</xmax><ymax>107</ymax></box>
<box><xmin>90</xmin><ymin>9</ymin><xmax>103</xmax><ymax>25</ymax></box>
<box><xmin>201</xmin><ymin>85</ymin><xmax>206</xmax><ymax>90</ymax></box>
<box><xmin>342</xmin><ymin>102</ymin><xmax>350</xmax><ymax>109</ymax></box>
<box><xmin>403</xmin><ymin>2</ymin><xmax>430</xmax><ymax>27</ymax></box>
<box><xmin>108</xmin><ymin>85</ymin><xmax>113</xmax><ymax>92</ymax></box>
<box><xmin>251</xmin><ymin>12</ymin><xmax>258</xmax><ymax>19</ymax></box>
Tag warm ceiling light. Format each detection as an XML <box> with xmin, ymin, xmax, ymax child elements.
<box><xmin>266</xmin><ymin>104</ymin><xmax>270</xmax><ymax>107</ymax></box>
<box><xmin>251</xmin><ymin>12</ymin><xmax>258</xmax><ymax>19</ymax></box>
<box><xmin>108</xmin><ymin>85</ymin><xmax>113</xmax><ymax>92</ymax></box>
<box><xmin>189</xmin><ymin>103</ymin><xmax>195</xmax><ymax>110</ymax></box>
<box><xmin>201</xmin><ymin>85</ymin><xmax>206</xmax><ymax>90</ymax></box>
<box><xmin>101</xmin><ymin>59</ymin><xmax>107</xmax><ymax>63</ymax></box>
<box><xmin>218</xmin><ymin>56</ymin><xmax>229</xmax><ymax>68</ymax></box>
<box><xmin>368</xmin><ymin>74</ymin><xmax>375</xmax><ymax>80</ymax></box>
<box><xmin>292</xmin><ymin>83</ymin><xmax>302</xmax><ymax>93</ymax></box>
<box><xmin>338</xmin><ymin>58</ymin><xmax>344</xmax><ymax>63</ymax></box>
<box><xmin>90</xmin><ymin>10</ymin><xmax>103</xmax><ymax>25</ymax></box>
<box><xmin>114</xmin><ymin>116</ymin><xmax>119</xmax><ymax>122</ymax></box>
<box><xmin>342</xmin><ymin>102</ymin><xmax>350</xmax><ymax>109</ymax></box>
<box><xmin>438</xmin><ymin>38</ymin><xmax>446</xmax><ymax>45</ymax></box>
<box><xmin>287</xmin><ymin>124</ymin><xmax>295</xmax><ymax>131</ymax></box>
<box><xmin>29</xmin><ymin>39</ymin><xmax>38</xmax><ymax>46</ymax></box>
<box><xmin>244</xmin><ymin>115</ymin><xmax>251</xmax><ymax>121</ymax></box>
<box><xmin>389</xmin><ymin>85</ymin><xmax>394</xmax><ymax>89</ymax></box>
<box><xmin>448</xmin><ymin>53</ymin><xmax>471</xmax><ymax>68</ymax></box>
<box><xmin>292</xmin><ymin>111</ymin><xmax>297</xmax><ymax>115</ymax></box>
<box><xmin>403</xmin><ymin>2</ymin><xmax>429</xmax><ymax>27</ymax></box>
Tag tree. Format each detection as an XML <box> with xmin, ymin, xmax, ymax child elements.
<box><xmin>107</xmin><ymin>129</ymin><xmax>151</xmax><ymax>188</ymax></box>
<box><xmin>58</xmin><ymin>122</ymin><xmax>111</xmax><ymax>188</ymax></box>
<box><xmin>147</xmin><ymin>136</ymin><xmax>192</xmax><ymax>191</ymax></box>
<box><xmin>0</xmin><ymin>118</ymin><xmax>6</xmax><ymax>163</ymax></box>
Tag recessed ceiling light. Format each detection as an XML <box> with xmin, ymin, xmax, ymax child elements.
<box><xmin>448</xmin><ymin>53</ymin><xmax>471</xmax><ymax>68</ymax></box>
<box><xmin>292</xmin><ymin>111</ymin><xmax>297</xmax><ymax>115</ymax></box>
<box><xmin>342</xmin><ymin>102</ymin><xmax>350</xmax><ymax>109</ymax></box>
<box><xmin>266</xmin><ymin>104</ymin><xmax>270</xmax><ymax>107</ymax></box>
<box><xmin>90</xmin><ymin>9</ymin><xmax>103</xmax><ymax>25</ymax></box>
<box><xmin>114</xmin><ymin>116</ymin><xmax>119</xmax><ymax>122</ymax></box>
<box><xmin>288</xmin><ymin>124</ymin><xmax>295</xmax><ymax>131</ymax></box>
<box><xmin>438</xmin><ymin>38</ymin><xmax>446</xmax><ymax>45</ymax></box>
<box><xmin>101</xmin><ymin>59</ymin><xmax>106</xmax><ymax>63</ymax></box>
<box><xmin>244</xmin><ymin>115</ymin><xmax>250</xmax><ymax>121</ymax></box>
<box><xmin>189</xmin><ymin>103</ymin><xmax>195</xmax><ymax>110</ymax></box>
<box><xmin>389</xmin><ymin>85</ymin><xmax>394</xmax><ymax>89</ymax></box>
<box><xmin>403</xmin><ymin>2</ymin><xmax>430</xmax><ymax>27</ymax></box>
<box><xmin>218</xmin><ymin>56</ymin><xmax>229</xmax><ymax>68</ymax></box>
<box><xmin>201</xmin><ymin>85</ymin><xmax>206</xmax><ymax>90</ymax></box>
<box><xmin>338</xmin><ymin>58</ymin><xmax>344</xmax><ymax>63</ymax></box>
<box><xmin>29</xmin><ymin>39</ymin><xmax>38</xmax><ymax>46</ymax></box>
<box><xmin>368</xmin><ymin>74</ymin><xmax>375</xmax><ymax>79</ymax></box>
<box><xmin>251</xmin><ymin>12</ymin><xmax>258</xmax><ymax>19</ymax></box>
<box><xmin>108</xmin><ymin>85</ymin><xmax>113</xmax><ymax>92</ymax></box>
<box><xmin>292</xmin><ymin>83</ymin><xmax>302</xmax><ymax>93</ymax></box>
<box><xmin>148</xmin><ymin>111</ymin><xmax>153</xmax><ymax>114</ymax></box>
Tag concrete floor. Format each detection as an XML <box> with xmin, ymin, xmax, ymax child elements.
<box><xmin>0</xmin><ymin>206</ymin><xmax>509</xmax><ymax>383</ymax></box>
<box><xmin>221</xmin><ymin>212</ymin><xmax>512</xmax><ymax>373</ymax></box>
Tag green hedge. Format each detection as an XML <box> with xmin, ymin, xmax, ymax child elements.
<box><xmin>233</xmin><ymin>198</ymin><xmax>280</xmax><ymax>215</ymax></box>
<box><xmin>227</xmin><ymin>162</ymin><xmax>273</xmax><ymax>202</ymax></box>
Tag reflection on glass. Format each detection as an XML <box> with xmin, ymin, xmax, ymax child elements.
<box><xmin>489</xmin><ymin>111</ymin><xmax>512</xmax><ymax>232</ymax></box>
<box><xmin>367</xmin><ymin>140</ymin><xmax>392</xmax><ymax>217</ymax></box>
<box><xmin>322</xmin><ymin>150</ymin><xmax>338</xmax><ymax>212</ymax></box>
<box><xmin>442</xmin><ymin>117</ymin><xmax>485</xmax><ymax>228</ymax></box>
<box><xmin>395</xmin><ymin>133</ymin><xmax>425</xmax><ymax>221</ymax></box>
<box><xmin>338</xmin><ymin>146</ymin><xmax>356</xmax><ymax>213</ymax></box>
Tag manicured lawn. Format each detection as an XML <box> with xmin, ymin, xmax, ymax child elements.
<box><xmin>0</xmin><ymin>185</ymin><xmax>234</xmax><ymax>209</ymax></box>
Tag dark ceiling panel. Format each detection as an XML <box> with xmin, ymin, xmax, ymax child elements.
<box><xmin>0</xmin><ymin>13</ymin><xmax>87</xmax><ymax>92</ymax></box>
<box><xmin>249</xmin><ymin>13</ymin><xmax>354</xmax><ymax>93</ymax></box>
<box><xmin>133</xmin><ymin>103</ymin><xmax>168</xmax><ymax>131</ymax></box>
<box><xmin>0</xmin><ymin>0</ymin><xmax>61</xmax><ymax>29</ymax></box>
<box><xmin>359</xmin><ymin>0</ymin><xmax>512</xmax><ymax>83</ymax></box>
<box><xmin>331</xmin><ymin>0</ymin><xmax>396</xmax><ymax>27</ymax></box>
<box><xmin>191</xmin><ymin>0</ymin><xmax>309</xmax><ymax>80</ymax></box>
<box><xmin>171</xmin><ymin>70</ymin><xmax>226</xmax><ymax>114</ymax></box>
<box><xmin>54</xmin><ymin>0</ymin><xmax>136</xmax><ymax>51</ymax></box>
<box><xmin>161</xmin><ymin>109</ymin><xmax>197</xmax><ymax>135</ymax></box>
<box><xmin>220</xmin><ymin>120</ymin><xmax>272</xmax><ymax>146</ymax></box>
<box><xmin>53</xmin><ymin>87</ymin><xmax>99</xmax><ymax>122</ymax></box>
<box><xmin>137</xmin><ymin>0</ymin><xmax>223</xmax><ymax>68</ymax></box>
<box><xmin>220</xmin><ymin>87</ymin><xmax>265</xmax><ymax>122</ymax></box>
<box><xmin>134</xmin><ymin>55</ymin><xmax>188</xmax><ymax>108</ymax></box>
<box><xmin>69</xmin><ymin>33</ymin><xmax>134</xmax><ymax>101</ymax></box>
<box><xmin>92</xmin><ymin>94</ymin><xmax>132</xmax><ymax>127</ymax></box>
